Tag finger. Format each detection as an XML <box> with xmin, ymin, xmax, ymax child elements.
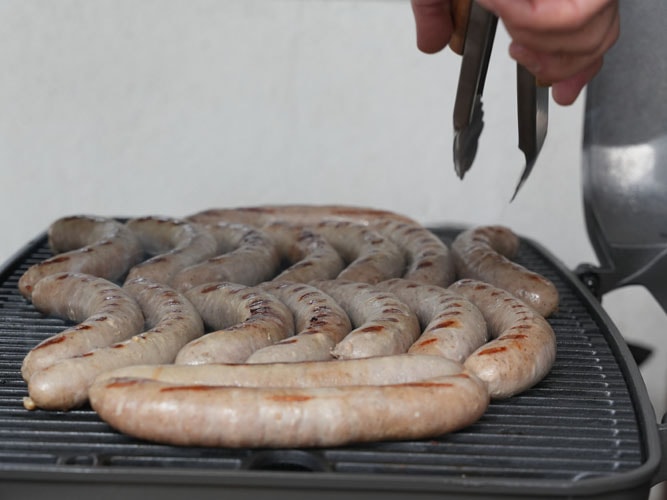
<box><xmin>411</xmin><ymin>0</ymin><xmax>453</xmax><ymax>54</ymax></box>
<box><xmin>551</xmin><ymin>59</ymin><xmax>604</xmax><ymax>105</ymax></box>
<box><xmin>509</xmin><ymin>20</ymin><xmax>617</xmax><ymax>84</ymax></box>
<box><xmin>477</xmin><ymin>0</ymin><xmax>616</xmax><ymax>32</ymax></box>
<box><xmin>504</xmin><ymin>3</ymin><xmax>619</xmax><ymax>55</ymax></box>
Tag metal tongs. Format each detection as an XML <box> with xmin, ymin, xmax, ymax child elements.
<box><xmin>451</xmin><ymin>0</ymin><xmax>548</xmax><ymax>200</ymax></box>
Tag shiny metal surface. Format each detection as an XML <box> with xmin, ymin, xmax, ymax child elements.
<box><xmin>452</xmin><ymin>1</ymin><xmax>497</xmax><ymax>178</ymax></box>
<box><xmin>581</xmin><ymin>0</ymin><xmax>667</xmax><ymax>311</ymax></box>
<box><xmin>514</xmin><ymin>64</ymin><xmax>548</xmax><ymax>200</ymax></box>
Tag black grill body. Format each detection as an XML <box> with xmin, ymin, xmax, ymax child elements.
<box><xmin>0</xmin><ymin>227</ymin><xmax>661</xmax><ymax>499</ymax></box>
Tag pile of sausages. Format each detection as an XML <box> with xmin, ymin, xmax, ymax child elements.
<box><xmin>17</xmin><ymin>205</ymin><xmax>559</xmax><ymax>448</ymax></box>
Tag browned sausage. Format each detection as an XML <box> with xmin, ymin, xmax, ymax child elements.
<box><xmin>449</xmin><ymin>279</ymin><xmax>557</xmax><ymax>399</ymax></box>
<box><xmin>176</xmin><ymin>282</ymin><xmax>295</xmax><ymax>364</ymax></box>
<box><xmin>95</xmin><ymin>353</ymin><xmax>465</xmax><ymax>387</ymax></box>
<box><xmin>170</xmin><ymin>222</ymin><xmax>280</xmax><ymax>292</ymax></box>
<box><xmin>246</xmin><ymin>281</ymin><xmax>352</xmax><ymax>363</ymax></box>
<box><xmin>18</xmin><ymin>215</ymin><xmax>143</xmax><ymax>298</ymax></box>
<box><xmin>23</xmin><ymin>278</ymin><xmax>204</xmax><ymax>410</ymax></box>
<box><xmin>88</xmin><ymin>371</ymin><xmax>489</xmax><ymax>448</ymax></box>
<box><xmin>262</xmin><ymin>221</ymin><xmax>345</xmax><ymax>283</ymax></box>
<box><xmin>372</xmin><ymin>220</ymin><xmax>456</xmax><ymax>287</ymax></box>
<box><xmin>125</xmin><ymin>216</ymin><xmax>218</xmax><ymax>285</ymax></box>
<box><xmin>187</xmin><ymin>204</ymin><xmax>419</xmax><ymax>227</ymax></box>
<box><xmin>309</xmin><ymin>220</ymin><xmax>405</xmax><ymax>284</ymax></box>
<box><xmin>378</xmin><ymin>278</ymin><xmax>487</xmax><ymax>362</ymax></box>
<box><xmin>450</xmin><ymin>225</ymin><xmax>559</xmax><ymax>317</ymax></box>
<box><xmin>21</xmin><ymin>272</ymin><xmax>144</xmax><ymax>382</ymax></box>
<box><xmin>311</xmin><ymin>280</ymin><xmax>421</xmax><ymax>359</ymax></box>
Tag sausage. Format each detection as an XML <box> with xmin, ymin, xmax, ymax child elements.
<box><xmin>378</xmin><ymin>278</ymin><xmax>487</xmax><ymax>362</ymax></box>
<box><xmin>311</xmin><ymin>220</ymin><xmax>405</xmax><ymax>284</ymax></box>
<box><xmin>170</xmin><ymin>222</ymin><xmax>280</xmax><ymax>292</ymax></box>
<box><xmin>262</xmin><ymin>221</ymin><xmax>345</xmax><ymax>283</ymax></box>
<box><xmin>245</xmin><ymin>281</ymin><xmax>352</xmax><ymax>363</ymax></box>
<box><xmin>187</xmin><ymin>204</ymin><xmax>419</xmax><ymax>227</ymax></box>
<box><xmin>95</xmin><ymin>353</ymin><xmax>464</xmax><ymax>387</ymax></box>
<box><xmin>311</xmin><ymin>280</ymin><xmax>421</xmax><ymax>359</ymax></box>
<box><xmin>450</xmin><ymin>225</ymin><xmax>559</xmax><ymax>317</ymax></box>
<box><xmin>18</xmin><ymin>215</ymin><xmax>143</xmax><ymax>298</ymax></box>
<box><xmin>124</xmin><ymin>216</ymin><xmax>218</xmax><ymax>285</ymax></box>
<box><xmin>449</xmin><ymin>279</ymin><xmax>557</xmax><ymax>399</ymax></box>
<box><xmin>23</xmin><ymin>278</ymin><xmax>204</xmax><ymax>410</ymax></box>
<box><xmin>20</xmin><ymin>272</ymin><xmax>145</xmax><ymax>382</ymax></box>
<box><xmin>175</xmin><ymin>282</ymin><xmax>295</xmax><ymax>364</ymax></box>
<box><xmin>371</xmin><ymin>220</ymin><xmax>456</xmax><ymax>287</ymax></box>
<box><xmin>88</xmin><ymin>371</ymin><xmax>489</xmax><ymax>448</ymax></box>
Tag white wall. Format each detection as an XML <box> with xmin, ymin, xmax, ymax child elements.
<box><xmin>1</xmin><ymin>0</ymin><xmax>665</xmax><ymax>427</ymax></box>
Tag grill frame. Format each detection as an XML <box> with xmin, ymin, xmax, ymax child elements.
<box><xmin>0</xmin><ymin>226</ymin><xmax>661</xmax><ymax>500</ymax></box>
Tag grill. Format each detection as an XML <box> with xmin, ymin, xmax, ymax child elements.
<box><xmin>0</xmin><ymin>227</ymin><xmax>663</xmax><ymax>499</ymax></box>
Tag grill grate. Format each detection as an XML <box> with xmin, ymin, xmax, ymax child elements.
<box><xmin>0</xmin><ymin>228</ymin><xmax>647</xmax><ymax>489</ymax></box>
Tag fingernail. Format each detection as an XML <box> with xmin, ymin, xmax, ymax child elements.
<box><xmin>509</xmin><ymin>43</ymin><xmax>541</xmax><ymax>73</ymax></box>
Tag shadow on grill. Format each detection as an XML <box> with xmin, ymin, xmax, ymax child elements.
<box><xmin>242</xmin><ymin>450</ymin><xmax>331</xmax><ymax>472</ymax></box>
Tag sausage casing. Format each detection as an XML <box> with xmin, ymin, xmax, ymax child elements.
<box><xmin>449</xmin><ymin>279</ymin><xmax>557</xmax><ymax>398</ymax></box>
<box><xmin>89</xmin><ymin>371</ymin><xmax>489</xmax><ymax>448</ymax></box>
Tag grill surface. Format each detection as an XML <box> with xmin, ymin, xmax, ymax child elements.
<box><xmin>0</xmin><ymin>227</ymin><xmax>659</xmax><ymax>499</ymax></box>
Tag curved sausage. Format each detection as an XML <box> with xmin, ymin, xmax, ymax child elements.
<box><xmin>311</xmin><ymin>280</ymin><xmax>420</xmax><ymax>359</ymax></box>
<box><xmin>450</xmin><ymin>225</ymin><xmax>559</xmax><ymax>317</ymax></box>
<box><xmin>18</xmin><ymin>215</ymin><xmax>143</xmax><ymax>298</ymax></box>
<box><xmin>21</xmin><ymin>272</ymin><xmax>144</xmax><ymax>382</ymax></box>
<box><xmin>311</xmin><ymin>220</ymin><xmax>405</xmax><ymax>284</ymax></box>
<box><xmin>378</xmin><ymin>278</ymin><xmax>487</xmax><ymax>362</ymax></box>
<box><xmin>245</xmin><ymin>281</ymin><xmax>352</xmax><ymax>363</ymax></box>
<box><xmin>372</xmin><ymin>220</ymin><xmax>456</xmax><ymax>287</ymax></box>
<box><xmin>23</xmin><ymin>278</ymin><xmax>204</xmax><ymax>411</ymax></box>
<box><xmin>125</xmin><ymin>216</ymin><xmax>218</xmax><ymax>285</ymax></box>
<box><xmin>187</xmin><ymin>204</ymin><xmax>419</xmax><ymax>227</ymax></box>
<box><xmin>89</xmin><ymin>371</ymin><xmax>488</xmax><ymax>448</ymax></box>
<box><xmin>449</xmin><ymin>278</ymin><xmax>557</xmax><ymax>399</ymax></box>
<box><xmin>176</xmin><ymin>282</ymin><xmax>295</xmax><ymax>364</ymax></box>
<box><xmin>95</xmin><ymin>353</ymin><xmax>465</xmax><ymax>388</ymax></box>
<box><xmin>262</xmin><ymin>222</ymin><xmax>345</xmax><ymax>283</ymax></box>
<box><xmin>171</xmin><ymin>222</ymin><xmax>280</xmax><ymax>292</ymax></box>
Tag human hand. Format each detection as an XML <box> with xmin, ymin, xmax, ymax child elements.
<box><xmin>410</xmin><ymin>0</ymin><xmax>620</xmax><ymax>105</ymax></box>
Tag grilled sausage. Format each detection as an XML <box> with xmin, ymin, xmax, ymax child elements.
<box><xmin>262</xmin><ymin>221</ymin><xmax>345</xmax><ymax>283</ymax></box>
<box><xmin>372</xmin><ymin>220</ymin><xmax>456</xmax><ymax>287</ymax></box>
<box><xmin>449</xmin><ymin>279</ymin><xmax>557</xmax><ymax>399</ymax></box>
<box><xmin>451</xmin><ymin>225</ymin><xmax>559</xmax><ymax>317</ymax></box>
<box><xmin>311</xmin><ymin>280</ymin><xmax>421</xmax><ymax>359</ymax></box>
<box><xmin>124</xmin><ymin>216</ymin><xmax>218</xmax><ymax>285</ymax></box>
<box><xmin>245</xmin><ymin>281</ymin><xmax>352</xmax><ymax>363</ymax></box>
<box><xmin>309</xmin><ymin>220</ymin><xmax>405</xmax><ymax>284</ymax></box>
<box><xmin>89</xmin><ymin>371</ymin><xmax>489</xmax><ymax>448</ymax></box>
<box><xmin>23</xmin><ymin>278</ymin><xmax>204</xmax><ymax>411</ymax></box>
<box><xmin>21</xmin><ymin>272</ymin><xmax>145</xmax><ymax>382</ymax></box>
<box><xmin>187</xmin><ymin>204</ymin><xmax>419</xmax><ymax>227</ymax></box>
<box><xmin>378</xmin><ymin>278</ymin><xmax>487</xmax><ymax>362</ymax></box>
<box><xmin>95</xmin><ymin>353</ymin><xmax>464</xmax><ymax>387</ymax></box>
<box><xmin>18</xmin><ymin>215</ymin><xmax>143</xmax><ymax>298</ymax></box>
<box><xmin>176</xmin><ymin>282</ymin><xmax>295</xmax><ymax>364</ymax></box>
<box><xmin>171</xmin><ymin>222</ymin><xmax>280</xmax><ymax>292</ymax></box>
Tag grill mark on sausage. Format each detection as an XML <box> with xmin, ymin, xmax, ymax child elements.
<box><xmin>177</xmin><ymin>282</ymin><xmax>294</xmax><ymax>364</ymax></box>
<box><xmin>377</xmin><ymin>278</ymin><xmax>487</xmax><ymax>363</ymax></box>
<box><xmin>19</xmin><ymin>216</ymin><xmax>144</xmax><ymax>299</ymax></box>
<box><xmin>451</xmin><ymin>226</ymin><xmax>559</xmax><ymax>317</ymax></box>
<box><xmin>24</xmin><ymin>278</ymin><xmax>204</xmax><ymax>411</ymax></box>
<box><xmin>450</xmin><ymin>279</ymin><xmax>557</xmax><ymax>399</ymax></box>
